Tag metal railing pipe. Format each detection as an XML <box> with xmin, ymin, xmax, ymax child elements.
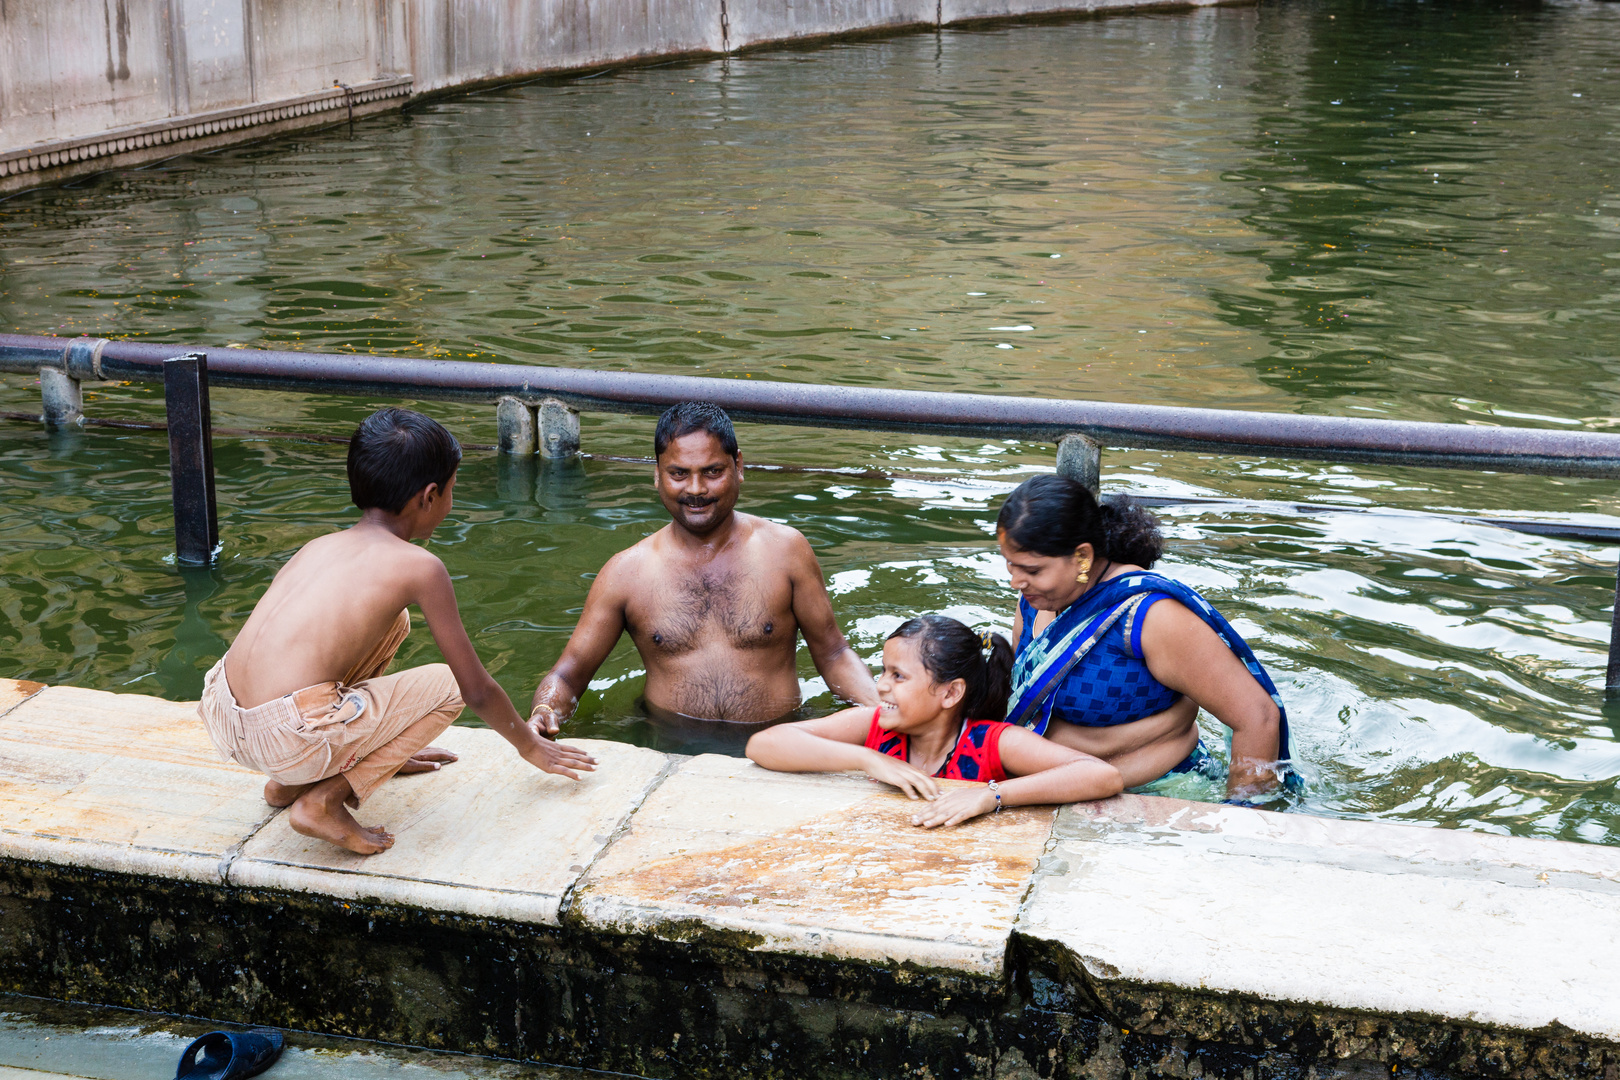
<box><xmin>5</xmin><ymin>333</ymin><xmax>1620</xmax><ymax>478</ymax></box>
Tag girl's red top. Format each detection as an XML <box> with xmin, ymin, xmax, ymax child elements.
<box><xmin>862</xmin><ymin>708</ymin><xmax>1011</xmax><ymax>782</ymax></box>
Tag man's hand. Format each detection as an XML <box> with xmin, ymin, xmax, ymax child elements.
<box><xmin>529</xmin><ymin>702</ymin><xmax>561</xmax><ymax>737</ymax></box>
<box><xmin>520</xmin><ymin>737</ymin><xmax>599</xmax><ymax>781</ymax></box>
<box><xmin>911</xmin><ymin>786</ymin><xmax>996</xmax><ymax>829</ymax></box>
<box><xmin>863</xmin><ymin>753</ymin><xmax>941</xmax><ymax>801</ymax></box>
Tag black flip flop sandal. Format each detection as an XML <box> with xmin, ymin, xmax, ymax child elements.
<box><xmin>175</xmin><ymin>1029</ymin><xmax>286</xmax><ymax>1080</ymax></box>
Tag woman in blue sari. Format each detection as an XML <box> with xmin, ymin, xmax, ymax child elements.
<box><xmin>996</xmin><ymin>475</ymin><xmax>1293</xmax><ymax>799</ymax></box>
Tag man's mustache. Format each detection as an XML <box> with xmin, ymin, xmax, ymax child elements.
<box><xmin>678</xmin><ymin>497</ymin><xmax>717</xmax><ymax>508</ymax></box>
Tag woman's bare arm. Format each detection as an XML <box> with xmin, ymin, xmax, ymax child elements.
<box><xmin>1137</xmin><ymin>600</ymin><xmax>1281</xmax><ymax>797</ymax></box>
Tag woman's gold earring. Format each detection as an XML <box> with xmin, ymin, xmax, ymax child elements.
<box><xmin>1077</xmin><ymin>559</ymin><xmax>1092</xmax><ymax>585</ymax></box>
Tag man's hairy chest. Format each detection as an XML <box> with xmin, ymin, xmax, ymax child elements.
<box><xmin>624</xmin><ymin>564</ymin><xmax>794</xmax><ymax>656</ymax></box>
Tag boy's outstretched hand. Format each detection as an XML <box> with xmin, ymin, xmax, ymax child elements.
<box><xmin>521</xmin><ymin>734</ymin><xmax>598</xmax><ymax>780</ymax></box>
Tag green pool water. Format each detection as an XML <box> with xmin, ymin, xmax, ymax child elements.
<box><xmin>1</xmin><ymin>0</ymin><xmax>1618</xmax><ymax>842</ymax></box>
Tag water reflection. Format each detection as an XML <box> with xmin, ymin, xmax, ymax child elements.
<box><xmin>1234</xmin><ymin>2</ymin><xmax>1619</xmax><ymax>418</ymax></box>
<box><xmin>0</xmin><ymin>0</ymin><xmax>1618</xmax><ymax>843</ymax></box>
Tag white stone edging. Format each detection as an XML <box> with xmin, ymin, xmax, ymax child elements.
<box><xmin>0</xmin><ymin>77</ymin><xmax>413</xmax><ymax>181</ymax></box>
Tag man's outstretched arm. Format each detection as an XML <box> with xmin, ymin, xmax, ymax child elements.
<box><xmin>530</xmin><ymin>555</ymin><xmax>631</xmax><ymax>735</ymax></box>
<box><xmin>789</xmin><ymin>534</ymin><xmax>879</xmax><ymax>708</ymax></box>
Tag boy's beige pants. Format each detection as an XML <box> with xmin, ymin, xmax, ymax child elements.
<box><xmin>198</xmin><ymin>611</ymin><xmax>463</xmax><ymax>804</ymax></box>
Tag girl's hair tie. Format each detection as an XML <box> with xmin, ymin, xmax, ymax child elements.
<box><xmin>980</xmin><ymin>630</ymin><xmax>995</xmax><ymax>652</ymax></box>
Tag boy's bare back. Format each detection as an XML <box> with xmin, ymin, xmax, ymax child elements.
<box><xmin>199</xmin><ymin>408</ymin><xmax>597</xmax><ymax>859</ymax></box>
<box><xmin>225</xmin><ymin>525</ymin><xmax>443</xmax><ymax>708</ymax></box>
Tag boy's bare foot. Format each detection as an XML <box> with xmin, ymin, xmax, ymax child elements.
<box><xmin>289</xmin><ymin>776</ymin><xmax>394</xmax><ymax>855</ymax></box>
<box><xmin>397</xmin><ymin>746</ymin><xmax>459</xmax><ymax>775</ymax></box>
<box><xmin>263</xmin><ymin>779</ymin><xmax>313</xmax><ymax>807</ymax></box>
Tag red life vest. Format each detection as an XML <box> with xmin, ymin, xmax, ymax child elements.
<box><xmin>863</xmin><ymin>708</ymin><xmax>1010</xmax><ymax>782</ymax></box>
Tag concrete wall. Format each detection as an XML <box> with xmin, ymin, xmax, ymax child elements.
<box><xmin>405</xmin><ymin>0</ymin><xmax>721</xmax><ymax>93</ymax></box>
<box><xmin>0</xmin><ymin>0</ymin><xmax>395</xmax><ymax>149</ymax></box>
<box><xmin>0</xmin><ymin>0</ymin><xmax>409</xmax><ymax>195</ymax></box>
<box><xmin>0</xmin><ymin>0</ymin><xmax>1229</xmax><ymax>195</ymax></box>
<box><xmin>0</xmin><ymin>0</ymin><xmax>177</xmax><ymax>149</ymax></box>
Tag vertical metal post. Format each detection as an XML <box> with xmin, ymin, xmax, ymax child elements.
<box><xmin>538</xmin><ymin>398</ymin><xmax>581</xmax><ymax>460</ymax></box>
<box><xmin>1608</xmin><ymin>557</ymin><xmax>1620</xmax><ymax>695</ymax></box>
<box><xmin>496</xmin><ymin>396</ymin><xmax>538</xmax><ymax>455</ymax></box>
<box><xmin>164</xmin><ymin>353</ymin><xmax>219</xmax><ymax>565</ymax></box>
<box><xmin>1055</xmin><ymin>433</ymin><xmax>1101</xmax><ymax>496</ymax></box>
<box><xmin>40</xmin><ymin>367</ymin><xmax>83</xmax><ymax>427</ymax></box>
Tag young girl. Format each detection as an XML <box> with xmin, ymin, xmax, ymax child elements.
<box><xmin>746</xmin><ymin>614</ymin><xmax>1124</xmax><ymax>828</ymax></box>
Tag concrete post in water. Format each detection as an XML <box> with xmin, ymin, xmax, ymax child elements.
<box><xmin>538</xmin><ymin>398</ymin><xmax>581</xmax><ymax>459</ymax></box>
<box><xmin>497</xmin><ymin>396</ymin><xmax>537</xmax><ymax>455</ymax></box>
<box><xmin>1608</xmin><ymin>563</ymin><xmax>1620</xmax><ymax>696</ymax></box>
<box><xmin>1055</xmin><ymin>433</ymin><xmax>1101</xmax><ymax>496</ymax></box>
<box><xmin>163</xmin><ymin>353</ymin><xmax>219</xmax><ymax>565</ymax></box>
<box><xmin>39</xmin><ymin>367</ymin><xmax>82</xmax><ymax>427</ymax></box>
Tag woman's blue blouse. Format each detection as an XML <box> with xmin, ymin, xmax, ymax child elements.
<box><xmin>1015</xmin><ymin>594</ymin><xmax>1180</xmax><ymax>727</ymax></box>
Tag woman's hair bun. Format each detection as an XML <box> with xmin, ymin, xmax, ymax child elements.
<box><xmin>1098</xmin><ymin>494</ymin><xmax>1162</xmax><ymax>568</ymax></box>
<box><xmin>996</xmin><ymin>475</ymin><xmax>1162</xmax><ymax>569</ymax></box>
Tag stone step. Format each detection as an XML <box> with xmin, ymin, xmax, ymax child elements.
<box><xmin>1</xmin><ymin>676</ymin><xmax>1616</xmax><ymax>1078</ymax></box>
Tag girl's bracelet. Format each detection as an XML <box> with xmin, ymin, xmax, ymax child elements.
<box><xmin>986</xmin><ymin>779</ymin><xmax>1003</xmax><ymax>813</ymax></box>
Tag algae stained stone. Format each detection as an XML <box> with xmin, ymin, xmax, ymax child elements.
<box><xmin>569</xmin><ymin>753</ymin><xmax>1055</xmax><ymax>977</ymax></box>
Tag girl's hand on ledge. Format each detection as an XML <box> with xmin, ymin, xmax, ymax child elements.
<box><xmin>910</xmin><ymin>786</ymin><xmax>997</xmax><ymax>829</ymax></box>
<box><xmin>864</xmin><ymin>752</ymin><xmax>941</xmax><ymax>801</ymax></box>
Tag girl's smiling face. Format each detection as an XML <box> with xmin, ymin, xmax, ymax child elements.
<box><xmin>875</xmin><ymin>635</ymin><xmax>965</xmax><ymax>732</ymax></box>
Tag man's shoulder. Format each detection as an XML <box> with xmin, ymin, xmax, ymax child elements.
<box><xmin>599</xmin><ymin>527</ymin><xmax>670</xmax><ymax>577</ymax></box>
<box><xmin>738</xmin><ymin>512</ymin><xmax>809</xmax><ymax>550</ymax></box>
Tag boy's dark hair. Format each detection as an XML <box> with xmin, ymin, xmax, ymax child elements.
<box><xmin>887</xmin><ymin>614</ymin><xmax>1016</xmax><ymax>722</ymax></box>
<box><xmin>654</xmin><ymin>401</ymin><xmax>738</xmax><ymax>459</ymax></box>
<box><xmin>347</xmin><ymin>408</ymin><xmax>462</xmax><ymax>514</ymax></box>
<box><xmin>996</xmin><ymin>475</ymin><xmax>1163</xmax><ymax>569</ymax></box>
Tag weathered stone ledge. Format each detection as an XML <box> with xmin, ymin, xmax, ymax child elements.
<box><xmin>0</xmin><ymin>79</ymin><xmax>414</xmax><ymax>197</ymax></box>
<box><xmin>0</xmin><ymin>677</ymin><xmax>1615</xmax><ymax>1078</ymax></box>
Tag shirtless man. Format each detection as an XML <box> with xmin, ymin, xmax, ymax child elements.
<box><xmin>199</xmin><ymin>408</ymin><xmax>596</xmax><ymax>855</ymax></box>
<box><xmin>529</xmin><ymin>402</ymin><xmax>878</xmax><ymax>736</ymax></box>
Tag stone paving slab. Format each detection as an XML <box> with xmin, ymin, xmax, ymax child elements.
<box><xmin>6</xmin><ymin>675</ymin><xmax>1620</xmax><ymax>1068</ymax></box>
<box><xmin>1019</xmin><ymin>794</ymin><xmax>1620</xmax><ymax>1041</ymax></box>
<box><xmin>570</xmin><ymin>753</ymin><xmax>1055</xmax><ymax>977</ymax></box>
<box><xmin>0</xmin><ymin>685</ymin><xmax>273</xmax><ymax>884</ymax></box>
<box><xmin>229</xmin><ymin>729</ymin><xmax>669</xmax><ymax>924</ymax></box>
<box><xmin>0</xmin><ymin>678</ymin><xmax>45</xmax><ymax>718</ymax></box>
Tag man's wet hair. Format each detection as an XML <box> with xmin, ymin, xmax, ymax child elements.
<box><xmin>347</xmin><ymin>408</ymin><xmax>463</xmax><ymax>514</ymax></box>
<box><xmin>654</xmin><ymin>401</ymin><xmax>739</xmax><ymax>459</ymax></box>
